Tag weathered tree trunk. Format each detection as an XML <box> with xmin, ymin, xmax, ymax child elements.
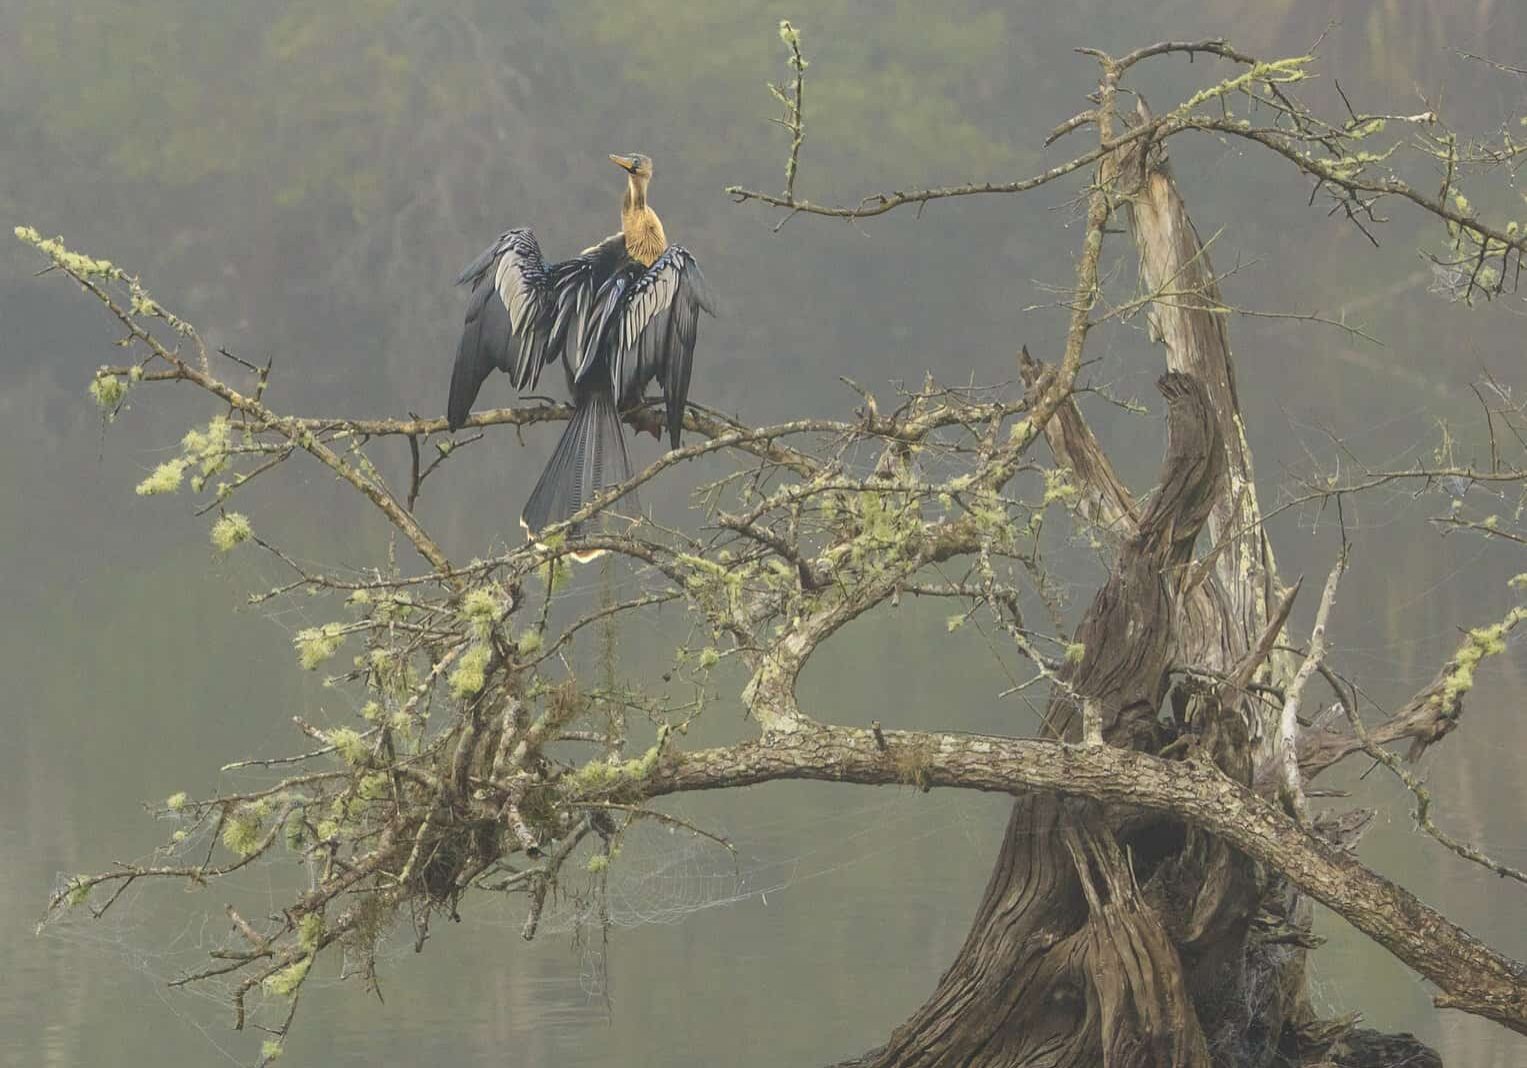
<box><xmin>846</xmin><ymin>372</ymin><xmax>1228</xmax><ymax>1067</ymax></box>
<box><xmin>842</xmin><ymin>111</ymin><xmax>1442</xmax><ymax>1068</ymax></box>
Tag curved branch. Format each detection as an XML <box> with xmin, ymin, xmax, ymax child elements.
<box><xmin>639</xmin><ymin>724</ymin><xmax>1527</xmax><ymax>1036</ymax></box>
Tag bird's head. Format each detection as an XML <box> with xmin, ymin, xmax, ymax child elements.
<box><xmin>609</xmin><ymin>153</ymin><xmax>654</xmax><ymax>179</ymax></box>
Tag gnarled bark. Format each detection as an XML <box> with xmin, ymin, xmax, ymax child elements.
<box><xmin>822</xmin><ymin>98</ymin><xmax>1449</xmax><ymax>1067</ymax></box>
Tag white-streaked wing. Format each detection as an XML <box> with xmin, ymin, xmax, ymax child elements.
<box><xmin>607</xmin><ymin>247</ymin><xmax>711</xmax><ymax>448</ymax></box>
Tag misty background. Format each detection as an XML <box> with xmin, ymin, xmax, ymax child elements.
<box><xmin>2</xmin><ymin>1</ymin><xmax>1525</xmax><ymax>1064</ymax></box>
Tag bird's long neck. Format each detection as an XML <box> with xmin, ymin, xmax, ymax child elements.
<box><xmin>621</xmin><ymin>176</ymin><xmax>667</xmax><ymax>267</ymax></box>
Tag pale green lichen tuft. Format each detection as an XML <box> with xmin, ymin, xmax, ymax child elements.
<box><xmin>261</xmin><ymin>1040</ymin><xmax>285</xmax><ymax>1061</ymax></box>
<box><xmin>1042</xmin><ymin>467</ymin><xmax>1080</xmax><ymax>506</ymax></box>
<box><xmin>135</xmin><ymin>458</ymin><xmax>188</xmax><ymax>496</ymax></box>
<box><xmin>65</xmin><ymin>877</ymin><xmax>92</xmax><ymax>908</ymax></box>
<box><xmin>294</xmin><ymin>623</ymin><xmax>346</xmax><ymax>670</ymax></box>
<box><xmin>182</xmin><ymin>417</ymin><xmax>232</xmax><ymax>478</ymax></box>
<box><xmin>566</xmin><ymin>727</ymin><xmax>670</xmax><ymax>797</ymax></box>
<box><xmin>210</xmin><ymin>512</ymin><xmax>252</xmax><ymax>552</ymax></box>
<box><xmin>326</xmin><ymin>727</ymin><xmax>368</xmax><ymax>766</ymax></box>
<box><xmin>586</xmin><ymin>853</ymin><xmax>610</xmax><ymax>873</ymax></box>
<box><xmin>89</xmin><ymin>373</ymin><xmax>128</xmax><ymax>410</ymax></box>
<box><xmin>1439</xmin><ymin>606</ymin><xmax>1527</xmax><ymax>708</ymax></box>
<box><xmin>166</xmin><ymin>791</ymin><xmax>189</xmax><ymax>811</ymax></box>
<box><xmin>515</xmin><ymin>629</ymin><xmax>543</xmax><ymax>656</ymax></box>
<box><xmin>1065</xmin><ymin>642</ymin><xmax>1087</xmax><ymax>665</ymax></box>
<box><xmin>449</xmin><ymin>642</ymin><xmax>494</xmax><ymax>700</ymax></box>
<box><xmin>262</xmin><ymin>955</ymin><xmax>311</xmax><ymax>998</ymax></box>
<box><xmin>460</xmin><ymin>586</ymin><xmax>504</xmax><ymax>640</ymax></box>
<box><xmin>222</xmin><ymin>808</ymin><xmax>265</xmax><ymax>856</ymax></box>
<box><xmin>297</xmin><ymin>913</ymin><xmax>325</xmax><ymax>952</ymax></box>
<box><xmin>698</xmin><ymin>646</ymin><xmax>720</xmax><ymax>669</ymax></box>
<box><xmin>15</xmin><ymin>226</ymin><xmax>123</xmax><ymax>278</ymax></box>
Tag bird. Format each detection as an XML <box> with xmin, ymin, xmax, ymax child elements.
<box><xmin>448</xmin><ymin>152</ymin><xmax>714</xmax><ymax>540</ymax></box>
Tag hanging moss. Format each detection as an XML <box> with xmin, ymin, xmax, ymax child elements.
<box><xmin>210</xmin><ymin>512</ymin><xmax>252</xmax><ymax>552</ymax></box>
<box><xmin>325</xmin><ymin>727</ymin><xmax>368</xmax><ymax>766</ymax></box>
<box><xmin>449</xmin><ymin>642</ymin><xmax>493</xmax><ymax>699</ymax></box>
<box><xmin>89</xmin><ymin>373</ymin><xmax>128</xmax><ymax>410</ymax></box>
<box><xmin>135</xmin><ymin>458</ymin><xmax>188</xmax><ymax>496</ymax></box>
<box><xmin>222</xmin><ymin>808</ymin><xmax>265</xmax><ymax>856</ymax></box>
<box><xmin>262</xmin><ymin>955</ymin><xmax>311</xmax><ymax>997</ymax></box>
<box><xmin>293</xmin><ymin>623</ymin><xmax>346</xmax><ymax>670</ymax></box>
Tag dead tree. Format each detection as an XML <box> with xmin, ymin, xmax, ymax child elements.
<box><xmin>25</xmin><ymin>30</ymin><xmax>1527</xmax><ymax>1067</ymax></box>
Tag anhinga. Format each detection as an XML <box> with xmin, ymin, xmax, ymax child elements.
<box><xmin>448</xmin><ymin>153</ymin><xmax>713</xmax><ymax>538</ymax></box>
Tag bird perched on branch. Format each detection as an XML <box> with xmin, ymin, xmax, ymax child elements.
<box><xmin>448</xmin><ymin>153</ymin><xmax>714</xmax><ymax>539</ymax></box>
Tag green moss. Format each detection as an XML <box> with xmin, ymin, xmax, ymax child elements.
<box><xmin>357</xmin><ymin>773</ymin><xmax>388</xmax><ymax>800</ymax></box>
<box><xmin>326</xmin><ymin>727</ymin><xmax>368</xmax><ymax>766</ymax></box>
<box><xmin>89</xmin><ymin>373</ymin><xmax>128</xmax><ymax>410</ymax></box>
<box><xmin>294</xmin><ymin>623</ymin><xmax>346</xmax><ymax>670</ymax></box>
<box><xmin>460</xmin><ymin>586</ymin><xmax>508</xmax><ymax>641</ymax></box>
<box><xmin>1439</xmin><ymin>606</ymin><xmax>1527</xmax><ymax>707</ymax></box>
<box><xmin>262</xmin><ymin>955</ymin><xmax>311</xmax><ymax>997</ymax></box>
<box><xmin>135</xmin><ymin>458</ymin><xmax>188</xmax><ymax>496</ymax></box>
<box><xmin>283</xmin><ymin>811</ymin><xmax>307</xmax><ymax>851</ymax></box>
<box><xmin>15</xmin><ymin>227</ymin><xmax>123</xmax><ymax>278</ymax></box>
<box><xmin>516</xmin><ymin>629</ymin><xmax>543</xmax><ymax>656</ymax></box>
<box><xmin>1042</xmin><ymin>468</ymin><xmax>1079</xmax><ymax>505</ymax></box>
<box><xmin>222</xmin><ymin>808</ymin><xmax>265</xmax><ymax>856</ymax></box>
<box><xmin>65</xmin><ymin>877</ymin><xmax>92</xmax><ymax>908</ymax></box>
<box><xmin>449</xmin><ymin>642</ymin><xmax>493</xmax><ymax>700</ymax></box>
<box><xmin>568</xmin><ymin>726</ymin><xmax>670</xmax><ymax>799</ymax></box>
<box><xmin>210</xmin><ymin>512</ymin><xmax>252</xmax><ymax>552</ymax></box>
<box><xmin>297</xmin><ymin>913</ymin><xmax>325</xmax><ymax>952</ymax></box>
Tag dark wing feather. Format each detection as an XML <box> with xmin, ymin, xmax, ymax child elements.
<box><xmin>448</xmin><ymin>277</ymin><xmax>514</xmax><ymax>430</ymax></box>
<box><xmin>449</xmin><ymin>229</ymin><xmax>549</xmax><ymax>428</ymax></box>
<box><xmin>608</xmin><ymin>246</ymin><xmax>713</xmax><ymax>448</ymax></box>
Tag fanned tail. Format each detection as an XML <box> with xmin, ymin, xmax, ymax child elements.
<box><xmin>521</xmin><ymin>384</ymin><xmax>634</xmax><ymax>543</ymax></box>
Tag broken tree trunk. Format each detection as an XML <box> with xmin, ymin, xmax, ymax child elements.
<box><xmin>848</xmin><ymin>373</ymin><xmax>1226</xmax><ymax>1067</ymax></box>
<box><xmin>841</xmin><ymin>108</ymin><xmax>1444</xmax><ymax>1068</ymax></box>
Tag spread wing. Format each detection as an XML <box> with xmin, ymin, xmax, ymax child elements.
<box><xmin>604</xmin><ymin>246</ymin><xmax>715</xmax><ymax>449</ymax></box>
<box><xmin>448</xmin><ymin>231</ymin><xmax>623</xmax><ymax>430</ymax></box>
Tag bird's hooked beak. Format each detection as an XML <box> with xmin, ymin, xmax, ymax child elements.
<box><xmin>609</xmin><ymin>154</ymin><xmax>638</xmax><ymax>173</ymax></box>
